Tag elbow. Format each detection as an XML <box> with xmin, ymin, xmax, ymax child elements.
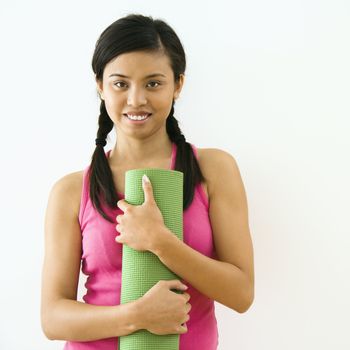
<box><xmin>41</xmin><ymin>318</ymin><xmax>55</xmax><ymax>340</ymax></box>
<box><xmin>237</xmin><ymin>284</ymin><xmax>255</xmax><ymax>314</ymax></box>
<box><xmin>227</xmin><ymin>289</ymin><xmax>254</xmax><ymax>314</ymax></box>
<box><xmin>225</xmin><ymin>270</ymin><xmax>255</xmax><ymax>313</ymax></box>
<box><xmin>237</xmin><ymin>295</ymin><xmax>254</xmax><ymax>313</ymax></box>
<box><xmin>238</xmin><ymin>288</ymin><xmax>254</xmax><ymax>314</ymax></box>
<box><xmin>43</xmin><ymin>330</ymin><xmax>55</xmax><ymax>341</ymax></box>
<box><xmin>41</xmin><ymin>309</ymin><xmax>57</xmax><ymax>341</ymax></box>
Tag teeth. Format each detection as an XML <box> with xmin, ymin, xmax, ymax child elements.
<box><xmin>127</xmin><ymin>114</ymin><xmax>149</xmax><ymax>120</ymax></box>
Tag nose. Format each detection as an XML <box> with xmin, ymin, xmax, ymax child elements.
<box><xmin>127</xmin><ymin>86</ymin><xmax>147</xmax><ymax>106</ymax></box>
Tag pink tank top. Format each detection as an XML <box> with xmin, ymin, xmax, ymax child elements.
<box><xmin>64</xmin><ymin>142</ymin><xmax>219</xmax><ymax>350</ymax></box>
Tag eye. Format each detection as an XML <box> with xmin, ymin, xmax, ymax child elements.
<box><xmin>114</xmin><ymin>81</ymin><xmax>127</xmax><ymax>88</ymax></box>
<box><xmin>113</xmin><ymin>81</ymin><xmax>161</xmax><ymax>89</ymax></box>
<box><xmin>147</xmin><ymin>81</ymin><xmax>161</xmax><ymax>88</ymax></box>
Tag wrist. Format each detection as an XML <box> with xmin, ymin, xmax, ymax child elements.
<box><xmin>150</xmin><ymin>226</ymin><xmax>176</xmax><ymax>257</ymax></box>
<box><xmin>124</xmin><ymin>299</ymin><xmax>144</xmax><ymax>333</ymax></box>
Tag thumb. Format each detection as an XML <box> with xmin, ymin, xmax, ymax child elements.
<box><xmin>167</xmin><ymin>279</ymin><xmax>188</xmax><ymax>291</ymax></box>
<box><xmin>142</xmin><ymin>174</ymin><xmax>154</xmax><ymax>203</ymax></box>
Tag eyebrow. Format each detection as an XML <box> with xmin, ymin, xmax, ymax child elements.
<box><xmin>108</xmin><ymin>73</ymin><xmax>166</xmax><ymax>79</ymax></box>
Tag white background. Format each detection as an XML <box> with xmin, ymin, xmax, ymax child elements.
<box><xmin>0</xmin><ymin>0</ymin><xmax>349</xmax><ymax>349</ymax></box>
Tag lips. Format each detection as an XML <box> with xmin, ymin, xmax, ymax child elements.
<box><xmin>123</xmin><ymin>113</ymin><xmax>151</xmax><ymax>117</ymax></box>
<box><xmin>123</xmin><ymin>114</ymin><xmax>152</xmax><ymax>124</ymax></box>
<box><xmin>124</xmin><ymin>112</ymin><xmax>152</xmax><ymax>116</ymax></box>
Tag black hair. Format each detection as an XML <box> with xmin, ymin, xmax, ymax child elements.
<box><xmin>90</xmin><ymin>13</ymin><xmax>205</xmax><ymax>223</ymax></box>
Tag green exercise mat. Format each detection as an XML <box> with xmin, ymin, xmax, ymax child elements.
<box><xmin>118</xmin><ymin>168</ymin><xmax>184</xmax><ymax>350</ymax></box>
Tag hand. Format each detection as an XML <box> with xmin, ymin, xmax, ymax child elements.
<box><xmin>115</xmin><ymin>174</ymin><xmax>169</xmax><ymax>252</ymax></box>
<box><xmin>137</xmin><ymin>280</ymin><xmax>191</xmax><ymax>335</ymax></box>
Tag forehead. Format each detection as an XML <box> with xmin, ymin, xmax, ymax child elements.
<box><xmin>104</xmin><ymin>51</ymin><xmax>172</xmax><ymax>78</ymax></box>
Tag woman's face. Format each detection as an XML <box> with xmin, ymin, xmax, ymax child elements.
<box><xmin>96</xmin><ymin>50</ymin><xmax>184</xmax><ymax>139</ymax></box>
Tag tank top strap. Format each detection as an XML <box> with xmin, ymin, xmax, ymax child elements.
<box><xmin>170</xmin><ymin>141</ymin><xmax>177</xmax><ymax>170</ymax></box>
<box><xmin>79</xmin><ymin>165</ymin><xmax>91</xmax><ymax>228</ymax></box>
<box><xmin>171</xmin><ymin>142</ymin><xmax>199</xmax><ymax>169</ymax></box>
<box><xmin>190</xmin><ymin>143</ymin><xmax>209</xmax><ymax>208</ymax></box>
<box><xmin>190</xmin><ymin>142</ymin><xmax>198</xmax><ymax>159</ymax></box>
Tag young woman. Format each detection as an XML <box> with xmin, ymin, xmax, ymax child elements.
<box><xmin>41</xmin><ymin>13</ymin><xmax>254</xmax><ymax>350</ymax></box>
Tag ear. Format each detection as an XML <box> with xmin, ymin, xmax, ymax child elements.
<box><xmin>174</xmin><ymin>74</ymin><xmax>185</xmax><ymax>100</ymax></box>
<box><xmin>96</xmin><ymin>77</ymin><xmax>104</xmax><ymax>100</ymax></box>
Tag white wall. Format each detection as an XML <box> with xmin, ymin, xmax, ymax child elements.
<box><xmin>0</xmin><ymin>0</ymin><xmax>349</xmax><ymax>349</ymax></box>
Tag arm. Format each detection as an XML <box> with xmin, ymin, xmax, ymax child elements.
<box><xmin>152</xmin><ymin>149</ymin><xmax>254</xmax><ymax>313</ymax></box>
<box><xmin>41</xmin><ymin>173</ymin><xmax>142</xmax><ymax>341</ymax></box>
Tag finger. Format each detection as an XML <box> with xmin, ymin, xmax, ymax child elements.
<box><xmin>167</xmin><ymin>279</ymin><xmax>188</xmax><ymax>290</ymax></box>
<box><xmin>184</xmin><ymin>293</ymin><xmax>191</xmax><ymax>302</ymax></box>
<box><xmin>179</xmin><ymin>324</ymin><xmax>188</xmax><ymax>333</ymax></box>
<box><xmin>116</xmin><ymin>199</ymin><xmax>129</xmax><ymax>212</ymax></box>
<box><xmin>142</xmin><ymin>174</ymin><xmax>154</xmax><ymax>203</ymax></box>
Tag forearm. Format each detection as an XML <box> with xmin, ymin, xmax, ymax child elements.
<box><xmin>153</xmin><ymin>229</ymin><xmax>253</xmax><ymax>313</ymax></box>
<box><xmin>43</xmin><ymin>298</ymin><xmax>141</xmax><ymax>341</ymax></box>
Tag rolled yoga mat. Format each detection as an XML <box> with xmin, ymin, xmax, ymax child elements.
<box><xmin>118</xmin><ymin>168</ymin><xmax>184</xmax><ymax>350</ymax></box>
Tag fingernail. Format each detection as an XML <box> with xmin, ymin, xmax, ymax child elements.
<box><xmin>142</xmin><ymin>174</ymin><xmax>150</xmax><ymax>183</ymax></box>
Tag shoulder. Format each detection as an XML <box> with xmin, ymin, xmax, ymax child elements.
<box><xmin>48</xmin><ymin>170</ymin><xmax>84</xmax><ymax>218</ymax></box>
<box><xmin>196</xmin><ymin>147</ymin><xmax>237</xmax><ymax>165</ymax></box>
<box><xmin>196</xmin><ymin>147</ymin><xmax>241</xmax><ymax>198</ymax></box>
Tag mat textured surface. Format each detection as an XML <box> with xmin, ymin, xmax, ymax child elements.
<box><xmin>118</xmin><ymin>168</ymin><xmax>184</xmax><ymax>350</ymax></box>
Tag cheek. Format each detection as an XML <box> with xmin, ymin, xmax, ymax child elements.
<box><xmin>152</xmin><ymin>91</ymin><xmax>174</xmax><ymax>108</ymax></box>
<box><xmin>104</xmin><ymin>97</ymin><xmax>124</xmax><ymax>116</ymax></box>
<box><xmin>103</xmin><ymin>101</ymin><xmax>115</xmax><ymax>118</ymax></box>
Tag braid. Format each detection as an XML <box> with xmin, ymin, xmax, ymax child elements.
<box><xmin>96</xmin><ymin>101</ymin><xmax>114</xmax><ymax>146</ymax></box>
<box><xmin>166</xmin><ymin>100</ymin><xmax>205</xmax><ymax>210</ymax></box>
<box><xmin>89</xmin><ymin>101</ymin><xmax>117</xmax><ymax>223</ymax></box>
<box><xmin>166</xmin><ymin>100</ymin><xmax>186</xmax><ymax>144</ymax></box>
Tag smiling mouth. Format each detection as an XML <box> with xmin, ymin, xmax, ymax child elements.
<box><xmin>123</xmin><ymin>113</ymin><xmax>152</xmax><ymax>122</ymax></box>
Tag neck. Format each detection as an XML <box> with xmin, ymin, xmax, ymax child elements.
<box><xmin>109</xmin><ymin>133</ymin><xmax>173</xmax><ymax>167</ymax></box>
